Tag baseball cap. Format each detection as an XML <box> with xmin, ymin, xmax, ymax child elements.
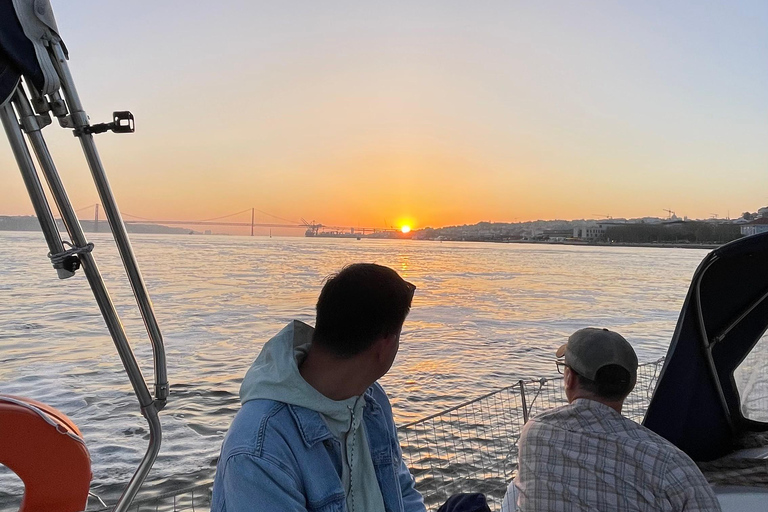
<box><xmin>556</xmin><ymin>328</ymin><xmax>638</xmax><ymax>381</ymax></box>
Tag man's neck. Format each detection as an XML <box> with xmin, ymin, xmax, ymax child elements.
<box><xmin>299</xmin><ymin>347</ymin><xmax>373</xmax><ymax>401</ymax></box>
<box><xmin>570</xmin><ymin>392</ymin><xmax>624</xmax><ymax>414</ymax></box>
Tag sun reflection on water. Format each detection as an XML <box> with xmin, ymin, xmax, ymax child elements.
<box><xmin>0</xmin><ymin>232</ymin><xmax>706</xmax><ymax>504</ymax></box>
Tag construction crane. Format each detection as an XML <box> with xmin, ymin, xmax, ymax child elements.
<box><xmin>663</xmin><ymin>209</ymin><xmax>676</xmax><ymax>219</ymax></box>
<box><xmin>301</xmin><ymin>218</ymin><xmax>323</xmax><ymax>236</ymax></box>
<box><xmin>592</xmin><ymin>214</ymin><xmax>612</xmax><ymax>219</ymax></box>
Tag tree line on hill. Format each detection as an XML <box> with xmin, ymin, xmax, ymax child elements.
<box><xmin>604</xmin><ymin>222</ymin><xmax>742</xmax><ymax>244</ymax></box>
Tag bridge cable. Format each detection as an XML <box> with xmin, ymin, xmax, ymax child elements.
<box><xmin>198</xmin><ymin>209</ymin><xmax>254</xmax><ymax>222</ymax></box>
<box><xmin>120</xmin><ymin>211</ymin><xmax>153</xmax><ymax>221</ymax></box>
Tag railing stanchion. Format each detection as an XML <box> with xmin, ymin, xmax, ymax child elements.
<box><xmin>520</xmin><ymin>380</ymin><xmax>529</xmax><ymax>424</ymax></box>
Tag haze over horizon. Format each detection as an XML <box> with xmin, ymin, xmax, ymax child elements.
<box><xmin>1</xmin><ymin>1</ymin><xmax>767</xmax><ymax>235</ymax></box>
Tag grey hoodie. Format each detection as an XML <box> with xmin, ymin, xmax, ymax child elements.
<box><xmin>240</xmin><ymin>320</ymin><xmax>385</xmax><ymax>512</ymax></box>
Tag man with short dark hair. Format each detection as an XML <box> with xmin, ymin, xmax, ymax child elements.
<box><xmin>502</xmin><ymin>328</ymin><xmax>721</xmax><ymax>512</ymax></box>
<box><xmin>211</xmin><ymin>263</ymin><xmax>425</xmax><ymax>512</ymax></box>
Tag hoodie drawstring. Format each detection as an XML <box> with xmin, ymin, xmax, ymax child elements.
<box><xmin>347</xmin><ymin>404</ymin><xmax>356</xmax><ymax>511</ymax></box>
<box><xmin>345</xmin><ymin>396</ymin><xmax>365</xmax><ymax>512</ymax></box>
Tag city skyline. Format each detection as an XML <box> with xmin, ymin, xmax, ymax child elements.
<box><xmin>1</xmin><ymin>1</ymin><xmax>767</xmax><ymax>233</ymax></box>
<box><xmin>3</xmin><ymin>203</ymin><xmax>765</xmax><ymax>238</ymax></box>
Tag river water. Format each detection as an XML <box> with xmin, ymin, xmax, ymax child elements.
<box><xmin>0</xmin><ymin>231</ymin><xmax>707</xmax><ymax>507</ymax></box>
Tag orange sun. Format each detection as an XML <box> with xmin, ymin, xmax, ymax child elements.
<box><xmin>401</xmin><ymin>226</ymin><xmax>411</xmax><ymax>234</ymax></box>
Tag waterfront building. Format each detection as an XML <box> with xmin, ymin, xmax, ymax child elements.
<box><xmin>740</xmin><ymin>218</ymin><xmax>768</xmax><ymax>237</ymax></box>
<box><xmin>542</xmin><ymin>228</ymin><xmax>574</xmax><ymax>240</ymax></box>
<box><xmin>573</xmin><ymin>223</ymin><xmax>608</xmax><ymax>239</ymax></box>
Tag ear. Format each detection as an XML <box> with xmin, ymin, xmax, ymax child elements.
<box><xmin>372</xmin><ymin>334</ymin><xmax>396</xmax><ymax>362</ymax></box>
<box><xmin>563</xmin><ymin>367</ymin><xmax>576</xmax><ymax>390</ymax></box>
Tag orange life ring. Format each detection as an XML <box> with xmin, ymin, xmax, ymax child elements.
<box><xmin>0</xmin><ymin>395</ymin><xmax>92</xmax><ymax>512</ymax></box>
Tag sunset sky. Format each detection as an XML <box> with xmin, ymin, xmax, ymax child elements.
<box><xmin>1</xmin><ymin>1</ymin><xmax>767</xmax><ymax>234</ymax></box>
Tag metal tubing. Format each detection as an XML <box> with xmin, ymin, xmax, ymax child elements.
<box><xmin>112</xmin><ymin>405</ymin><xmax>163</xmax><ymax>512</ymax></box>
<box><xmin>711</xmin><ymin>285</ymin><xmax>768</xmax><ymax>346</ymax></box>
<box><xmin>11</xmin><ymin>87</ymin><xmax>162</xmax><ymax>510</ymax></box>
<box><xmin>0</xmin><ymin>102</ymin><xmax>71</xmax><ymax>278</ymax></box>
<box><xmin>49</xmin><ymin>41</ymin><xmax>169</xmax><ymax>403</ymax></box>
<box><xmin>8</xmin><ymin>84</ymin><xmax>163</xmax><ymax>508</ymax></box>
<box><xmin>693</xmin><ymin>257</ymin><xmax>734</xmax><ymax>431</ymax></box>
<box><xmin>519</xmin><ymin>380</ymin><xmax>529</xmax><ymax>424</ymax></box>
<box><xmin>11</xmin><ymin>87</ymin><xmax>154</xmax><ymax>409</ymax></box>
<box><xmin>47</xmin><ymin>41</ymin><xmax>168</xmax><ymax>510</ymax></box>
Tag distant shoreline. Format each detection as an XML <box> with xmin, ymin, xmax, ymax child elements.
<box><xmin>1</xmin><ymin>228</ymin><xmax>723</xmax><ymax>249</ymax></box>
<box><xmin>0</xmin><ymin>224</ymin><xmax>724</xmax><ymax>249</ymax></box>
<box><xmin>428</xmin><ymin>238</ymin><xmax>721</xmax><ymax>250</ymax></box>
<box><xmin>0</xmin><ymin>216</ymin><xmax>196</xmax><ymax>235</ymax></box>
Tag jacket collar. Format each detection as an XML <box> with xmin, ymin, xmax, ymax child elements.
<box><xmin>288</xmin><ymin>386</ymin><xmax>382</xmax><ymax>448</ymax></box>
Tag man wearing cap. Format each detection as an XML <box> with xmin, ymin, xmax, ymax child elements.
<box><xmin>502</xmin><ymin>328</ymin><xmax>721</xmax><ymax>511</ymax></box>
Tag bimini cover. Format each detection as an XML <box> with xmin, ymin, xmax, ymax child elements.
<box><xmin>0</xmin><ymin>0</ymin><xmax>63</xmax><ymax>106</ymax></box>
<box><xmin>644</xmin><ymin>231</ymin><xmax>768</xmax><ymax>461</ymax></box>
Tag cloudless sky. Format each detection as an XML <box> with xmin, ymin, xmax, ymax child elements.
<box><xmin>1</xmin><ymin>1</ymin><xmax>767</xmax><ymax>233</ymax></box>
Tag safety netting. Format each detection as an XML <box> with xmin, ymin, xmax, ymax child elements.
<box><xmin>108</xmin><ymin>358</ymin><xmax>665</xmax><ymax>512</ymax></box>
<box><xmin>398</xmin><ymin>358</ymin><xmax>665</xmax><ymax>510</ymax></box>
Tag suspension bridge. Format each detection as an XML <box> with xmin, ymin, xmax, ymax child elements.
<box><xmin>73</xmin><ymin>205</ymin><xmax>397</xmax><ymax>236</ymax></box>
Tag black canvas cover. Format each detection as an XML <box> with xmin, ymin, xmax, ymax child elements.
<box><xmin>644</xmin><ymin>232</ymin><xmax>768</xmax><ymax>461</ymax></box>
<box><xmin>0</xmin><ymin>0</ymin><xmax>64</xmax><ymax>106</ymax></box>
<box><xmin>0</xmin><ymin>0</ymin><xmax>43</xmax><ymax>104</ymax></box>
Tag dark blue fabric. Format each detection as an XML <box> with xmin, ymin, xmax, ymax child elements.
<box><xmin>437</xmin><ymin>493</ymin><xmax>491</xmax><ymax>512</ymax></box>
<box><xmin>644</xmin><ymin>231</ymin><xmax>768</xmax><ymax>461</ymax></box>
<box><xmin>0</xmin><ymin>0</ymin><xmax>45</xmax><ymax>103</ymax></box>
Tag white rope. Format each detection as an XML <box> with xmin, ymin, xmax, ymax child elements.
<box><xmin>48</xmin><ymin>240</ymin><xmax>94</xmax><ymax>267</ymax></box>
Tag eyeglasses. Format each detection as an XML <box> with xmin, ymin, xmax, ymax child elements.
<box><xmin>405</xmin><ymin>281</ymin><xmax>417</xmax><ymax>300</ymax></box>
<box><xmin>556</xmin><ymin>360</ymin><xmax>567</xmax><ymax>375</ymax></box>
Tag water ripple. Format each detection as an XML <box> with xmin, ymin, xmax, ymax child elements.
<box><xmin>0</xmin><ymin>232</ymin><xmax>704</xmax><ymax>507</ymax></box>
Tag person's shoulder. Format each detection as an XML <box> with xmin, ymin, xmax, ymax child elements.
<box><xmin>365</xmin><ymin>382</ymin><xmax>398</xmax><ymax>429</ymax></box>
<box><xmin>220</xmin><ymin>399</ymin><xmax>293</xmax><ymax>457</ymax></box>
<box><xmin>519</xmin><ymin>403</ymin><xmax>574</xmax><ymax>438</ymax></box>
<box><xmin>636</xmin><ymin>427</ymin><xmax>720</xmax><ymax>507</ymax></box>
<box><xmin>626</xmin><ymin>422</ymin><xmax>707</xmax><ymax>474</ymax></box>
<box><xmin>631</xmin><ymin>422</ymin><xmax>686</xmax><ymax>452</ymax></box>
<box><xmin>367</xmin><ymin>381</ymin><xmax>393</xmax><ymax>409</ymax></box>
<box><xmin>213</xmin><ymin>400</ymin><xmax>309</xmax><ymax>510</ymax></box>
<box><xmin>527</xmin><ymin>401</ymin><xmax>581</xmax><ymax>426</ymax></box>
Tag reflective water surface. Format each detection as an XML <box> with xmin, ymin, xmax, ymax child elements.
<box><xmin>0</xmin><ymin>232</ymin><xmax>706</xmax><ymax>507</ymax></box>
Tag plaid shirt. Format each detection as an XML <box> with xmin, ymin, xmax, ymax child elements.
<box><xmin>513</xmin><ymin>398</ymin><xmax>721</xmax><ymax>511</ymax></box>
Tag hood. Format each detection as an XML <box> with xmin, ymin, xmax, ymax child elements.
<box><xmin>240</xmin><ymin>320</ymin><xmax>364</xmax><ymax>436</ymax></box>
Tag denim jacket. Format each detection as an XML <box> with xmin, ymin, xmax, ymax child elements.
<box><xmin>211</xmin><ymin>382</ymin><xmax>425</xmax><ymax>512</ymax></box>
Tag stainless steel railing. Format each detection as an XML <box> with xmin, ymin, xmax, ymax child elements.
<box><xmin>1</xmin><ymin>7</ymin><xmax>168</xmax><ymax>510</ymax></box>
